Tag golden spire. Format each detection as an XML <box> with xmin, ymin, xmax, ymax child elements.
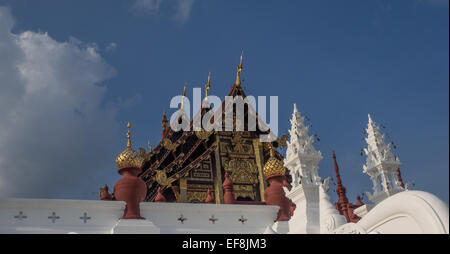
<box><xmin>126</xmin><ymin>122</ymin><xmax>132</xmax><ymax>148</ymax></box>
<box><xmin>268</xmin><ymin>132</ymin><xmax>275</xmax><ymax>157</ymax></box>
<box><xmin>269</xmin><ymin>140</ymin><xmax>275</xmax><ymax>158</ymax></box>
<box><xmin>162</xmin><ymin>110</ymin><xmax>169</xmax><ymax>128</ymax></box>
<box><xmin>115</xmin><ymin>122</ymin><xmax>142</xmax><ymax>170</ymax></box>
<box><xmin>181</xmin><ymin>84</ymin><xmax>187</xmax><ymax>109</ymax></box>
<box><xmin>235</xmin><ymin>51</ymin><xmax>243</xmax><ymax>86</ymax></box>
<box><xmin>205</xmin><ymin>72</ymin><xmax>211</xmax><ymax>101</ymax></box>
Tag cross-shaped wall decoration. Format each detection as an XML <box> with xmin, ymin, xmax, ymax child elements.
<box><xmin>209</xmin><ymin>215</ymin><xmax>218</xmax><ymax>224</ymax></box>
<box><xmin>177</xmin><ymin>214</ymin><xmax>187</xmax><ymax>224</ymax></box>
<box><xmin>48</xmin><ymin>212</ymin><xmax>60</xmax><ymax>223</ymax></box>
<box><xmin>238</xmin><ymin>215</ymin><xmax>247</xmax><ymax>225</ymax></box>
<box><xmin>79</xmin><ymin>212</ymin><xmax>91</xmax><ymax>224</ymax></box>
<box><xmin>14</xmin><ymin>211</ymin><xmax>27</xmax><ymax>221</ymax></box>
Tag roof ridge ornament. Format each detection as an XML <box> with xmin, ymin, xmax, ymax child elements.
<box><xmin>235</xmin><ymin>51</ymin><xmax>243</xmax><ymax>86</ymax></box>
<box><xmin>205</xmin><ymin>72</ymin><xmax>211</xmax><ymax>102</ymax></box>
<box><xmin>147</xmin><ymin>140</ymin><xmax>152</xmax><ymax>153</ymax></box>
<box><xmin>162</xmin><ymin>110</ymin><xmax>169</xmax><ymax>128</ymax></box>
<box><xmin>268</xmin><ymin>134</ymin><xmax>275</xmax><ymax>158</ymax></box>
<box><xmin>126</xmin><ymin>122</ymin><xmax>132</xmax><ymax>148</ymax></box>
<box><xmin>181</xmin><ymin>84</ymin><xmax>187</xmax><ymax>109</ymax></box>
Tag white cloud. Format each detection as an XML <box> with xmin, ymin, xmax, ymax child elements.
<box><xmin>106</xmin><ymin>42</ymin><xmax>117</xmax><ymax>52</ymax></box>
<box><xmin>173</xmin><ymin>0</ymin><xmax>195</xmax><ymax>23</ymax></box>
<box><xmin>118</xmin><ymin>94</ymin><xmax>142</xmax><ymax>109</ymax></box>
<box><xmin>130</xmin><ymin>0</ymin><xmax>195</xmax><ymax>23</ymax></box>
<box><xmin>0</xmin><ymin>6</ymin><xmax>119</xmax><ymax>199</ymax></box>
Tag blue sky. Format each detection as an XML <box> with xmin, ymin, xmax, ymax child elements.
<box><xmin>0</xmin><ymin>0</ymin><xmax>448</xmax><ymax>204</ymax></box>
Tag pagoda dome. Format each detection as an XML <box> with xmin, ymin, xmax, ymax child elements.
<box><xmin>116</xmin><ymin>122</ymin><xmax>142</xmax><ymax>171</ymax></box>
<box><xmin>263</xmin><ymin>144</ymin><xmax>286</xmax><ymax>178</ymax></box>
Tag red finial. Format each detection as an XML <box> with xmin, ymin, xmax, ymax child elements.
<box><xmin>396</xmin><ymin>168</ymin><xmax>405</xmax><ymax>188</ymax></box>
<box><xmin>331</xmin><ymin>151</ymin><xmax>362</xmax><ymax>223</ymax></box>
<box><xmin>223</xmin><ymin>172</ymin><xmax>232</xmax><ymax>186</ymax></box>
<box><xmin>333</xmin><ymin>151</ymin><xmax>348</xmax><ymax>203</ymax></box>
<box><xmin>100</xmin><ymin>184</ymin><xmax>112</xmax><ymax>200</ymax></box>
<box><xmin>155</xmin><ymin>187</ymin><xmax>167</xmax><ymax>202</ymax></box>
<box><xmin>332</xmin><ymin>151</ymin><xmax>356</xmax><ymax>222</ymax></box>
<box><xmin>356</xmin><ymin>194</ymin><xmax>364</xmax><ymax>206</ymax></box>
<box><xmin>333</xmin><ymin>151</ymin><xmax>343</xmax><ymax>187</ymax></box>
<box><xmin>205</xmin><ymin>189</ymin><xmax>215</xmax><ymax>204</ymax></box>
<box><xmin>222</xmin><ymin>173</ymin><xmax>235</xmax><ymax>204</ymax></box>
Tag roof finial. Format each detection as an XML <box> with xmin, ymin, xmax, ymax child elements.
<box><xmin>147</xmin><ymin>140</ymin><xmax>152</xmax><ymax>152</ymax></box>
<box><xmin>205</xmin><ymin>72</ymin><xmax>211</xmax><ymax>101</ymax></box>
<box><xmin>269</xmin><ymin>143</ymin><xmax>275</xmax><ymax>157</ymax></box>
<box><xmin>162</xmin><ymin>110</ymin><xmax>169</xmax><ymax>128</ymax></box>
<box><xmin>181</xmin><ymin>84</ymin><xmax>187</xmax><ymax>109</ymax></box>
<box><xmin>268</xmin><ymin>133</ymin><xmax>275</xmax><ymax>157</ymax></box>
<box><xmin>332</xmin><ymin>151</ymin><xmax>356</xmax><ymax>222</ymax></box>
<box><xmin>332</xmin><ymin>151</ymin><xmax>343</xmax><ymax>186</ymax></box>
<box><xmin>126</xmin><ymin>122</ymin><xmax>132</xmax><ymax>148</ymax></box>
<box><xmin>235</xmin><ymin>51</ymin><xmax>243</xmax><ymax>86</ymax></box>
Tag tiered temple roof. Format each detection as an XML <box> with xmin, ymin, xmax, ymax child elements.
<box><xmin>137</xmin><ymin>55</ymin><xmax>287</xmax><ymax>203</ymax></box>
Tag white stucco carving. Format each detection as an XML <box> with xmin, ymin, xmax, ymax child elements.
<box><xmin>333</xmin><ymin>223</ymin><xmax>367</xmax><ymax>234</ymax></box>
<box><xmin>319</xmin><ymin>178</ymin><xmax>346</xmax><ymax>233</ymax></box>
<box><xmin>285</xmin><ymin>104</ymin><xmax>322</xmax><ymax>187</ymax></box>
<box><xmin>284</xmin><ymin>104</ymin><xmax>323</xmax><ymax>234</ymax></box>
<box><xmin>363</xmin><ymin>114</ymin><xmax>404</xmax><ymax>204</ymax></box>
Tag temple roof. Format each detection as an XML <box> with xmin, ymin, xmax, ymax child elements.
<box><xmin>136</xmin><ymin>54</ymin><xmax>288</xmax><ymax>202</ymax></box>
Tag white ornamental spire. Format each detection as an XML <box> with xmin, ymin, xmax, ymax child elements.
<box><xmin>363</xmin><ymin>114</ymin><xmax>403</xmax><ymax>204</ymax></box>
<box><xmin>284</xmin><ymin>104</ymin><xmax>323</xmax><ymax>234</ymax></box>
<box><xmin>364</xmin><ymin>114</ymin><xmax>396</xmax><ymax>168</ymax></box>
<box><xmin>286</xmin><ymin>104</ymin><xmax>321</xmax><ymax>161</ymax></box>
<box><xmin>285</xmin><ymin>104</ymin><xmax>322</xmax><ymax>187</ymax></box>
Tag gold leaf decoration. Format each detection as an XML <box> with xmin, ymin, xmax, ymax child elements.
<box><xmin>277</xmin><ymin>135</ymin><xmax>289</xmax><ymax>148</ymax></box>
<box><xmin>155</xmin><ymin>169</ymin><xmax>176</xmax><ymax>186</ymax></box>
<box><xmin>139</xmin><ymin>148</ymin><xmax>152</xmax><ymax>161</ymax></box>
<box><xmin>195</xmin><ymin>129</ymin><xmax>213</xmax><ymax>140</ymax></box>
<box><xmin>163</xmin><ymin>138</ymin><xmax>180</xmax><ymax>151</ymax></box>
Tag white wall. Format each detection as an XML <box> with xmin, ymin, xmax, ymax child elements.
<box><xmin>1</xmin><ymin>190</ymin><xmax>448</xmax><ymax>234</ymax></box>
<box><xmin>0</xmin><ymin>198</ymin><xmax>279</xmax><ymax>234</ymax></box>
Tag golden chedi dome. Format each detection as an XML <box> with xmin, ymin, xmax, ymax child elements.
<box><xmin>116</xmin><ymin>122</ymin><xmax>142</xmax><ymax>170</ymax></box>
<box><xmin>263</xmin><ymin>143</ymin><xmax>286</xmax><ymax>178</ymax></box>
